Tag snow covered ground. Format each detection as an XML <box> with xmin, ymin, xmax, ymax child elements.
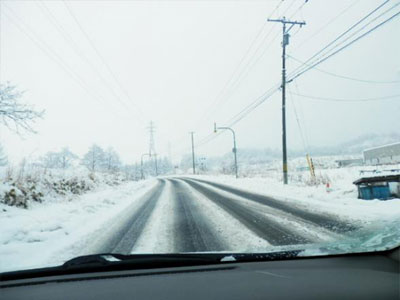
<box><xmin>187</xmin><ymin>165</ymin><xmax>400</xmax><ymax>223</ymax></box>
<box><xmin>0</xmin><ymin>179</ymin><xmax>156</xmax><ymax>272</ymax></box>
<box><xmin>1</xmin><ymin>158</ymin><xmax>399</xmax><ymax>274</ymax></box>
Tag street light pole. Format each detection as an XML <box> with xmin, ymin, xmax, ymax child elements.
<box><xmin>214</xmin><ymin>123</ymin><xmax>238</xmax><ymax>179</ymax></box>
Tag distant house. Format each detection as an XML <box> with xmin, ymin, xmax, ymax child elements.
<box><xmin>335</xmin><ymin>158</ymin><xmax>364</xmax><ymax>168</ymax></box>
<box><xmin>363</xmin><ymin>142</ymin><xmax>400</xmax><ymax>165</ymax></box>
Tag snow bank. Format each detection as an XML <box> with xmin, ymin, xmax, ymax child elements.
<box><xmin>0</xmin><ymin>179</ymin><xmax>156</xmax><ymax>272</ymax></box>
<box><xmin>0</xmin><ymin>165</ymin><xmax>130</xmax><ymax>208</ymax></box>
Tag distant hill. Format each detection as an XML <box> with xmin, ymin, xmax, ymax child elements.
<box><xmin>307</xmin><ymin>133</ymin><xmax>400</xmax><ymax>156</ymax></box>
<box><xmin>199</xmin><ymin>133</ymin><xmax>400</xmax><ymax>170</ymax></box>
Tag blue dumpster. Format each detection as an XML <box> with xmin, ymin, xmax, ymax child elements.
<box><xmin>353</xmin><ymin>174</ymin><xmax>400</xmax><ymax>200</ymax></box>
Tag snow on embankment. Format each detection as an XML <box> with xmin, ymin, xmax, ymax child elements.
<box><xmin>0</xmin><ymin>166</ymin><xmax>157</xmax><ymax>272</ymax></box>
<box><xmin>0</xmin><ymin>166</ymin><xmax>130</xmax><ymax>208</ymax></box>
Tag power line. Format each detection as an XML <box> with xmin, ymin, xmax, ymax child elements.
<box><xmin>192</xmin><ymin>2</ymin><xmax>399</xmax><ymax>152</ymax></box>
<box><xmin>294</xmin><ymin>0</ymin><xmax>360</xmax><ymax>50</ymax></box>
<box><xmin>210</xmin><ymin>0</ymin><xmax>301</xmax><ymax>112</ymax></box>
<box><xmin>193</xmin><ymin>86</ymin><xmax>280</xmax><ymax>150</ymax></box>
<box><xmin>36</xmin><ymin>1</ymin><xmax>141</xmax><ymax>118</ymax></box>
<box><xmin>175</xmin><ymin>1</ymin><xmax>309</xmax><ymax>153</ymax></box>
<box><xmin>291</xmin><ymin>0</ymin><xmax>390</xmax><ymax>75</ymax></box>
<box><xmin>293</xmin><ymin>80</ymin><xmax>310</xmax><ymax>148</ymax></box>
<box><xmin>290</xmin><ymin>91</ymin><xmax>400</xmax><ymax>102</ymax></box>
<box><xmin>287</xmin><ymin>85</ymin><xmax>308</xmax><ymax>153</ymax></box>
<box><xmin>62</xmin><ymin>0</ymin><xmax>147</xmax><ymax>121</ymax></box>
<box><xmin>289</xmin><ymin>9</ymin><xmax>400</xmax><ymax>82</ymax></box>
<box><xmin>2</xmin><ymin>5</ymin><xmax>126</xmax><ymax>119</ymax></box>
<box><xmin>288</xmin><ymin>0</ymin><xmax>398</xmax><ymax>80</ymax></box>
<box><xmin>288</xmin><ymin>54</ymin><xmax>400</xmax><ymax>84</ymax></box>
<box><xmin>190</xmin><ymin>0</ymin><xmax>287</xmax><ymax>132</ymax></box>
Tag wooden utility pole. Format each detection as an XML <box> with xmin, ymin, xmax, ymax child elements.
<box><xmin>268</xmin><ymin>17</ymin><xmax>305</xmax><ymax>184</ymax></box>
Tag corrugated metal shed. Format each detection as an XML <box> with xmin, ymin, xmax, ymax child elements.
<box><xmin>363</xmin><ymin>142</ymin><xmax>400</xmax><ymax>165</ymax></box>
<box><xmin>353</xmin><ymin>174</ymin><xmax>400</xmax><ymax>200</ymax></box>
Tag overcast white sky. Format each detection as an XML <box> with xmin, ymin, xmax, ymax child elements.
<box><xmin>1</xmin><ymin>0</ymin><xmax>399</xmax><ymax>164</ymax></box>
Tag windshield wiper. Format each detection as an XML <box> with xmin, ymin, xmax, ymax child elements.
<box><xmin>0</xmin><ymin>250</ymin><xmax>301</xmax><ymax>282</ymax></box>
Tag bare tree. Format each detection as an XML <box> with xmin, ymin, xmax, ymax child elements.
<box><xmin>82</xmin><ymin>144</ymin><xmax>105</xmax><ymax>172</ymax></box>
<box><xmin>40</xmin><ymin>151</ymin><xmax>59</xmax><ymax>169</ymax></box>
<box><xmin>0</xmin><ymin>83</ymin><xmax>44</xmax><ymax>134</ymax></box>
<box><xmin>103</xmin><ymin>147</ymin><xmax>121</xmax><ymax>173</ymax></box>
<box><xmin>59</xmin><ymin>147</ymin><xmax>78</xmax><ymax>169</ymax></box>
<box><xmin>40</xmin><ymin>147</ymin><xmax>78</xmax><ymax>169</ymax></box>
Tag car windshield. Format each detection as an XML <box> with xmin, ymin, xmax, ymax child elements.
<box><xmin>0</xmin><ymin>0</ymin><xmax>399</xmax><ymax>273</ymax></box>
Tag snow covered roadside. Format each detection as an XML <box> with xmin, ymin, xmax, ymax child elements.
<box><xmin>181</xmin><ymin>173</ymin><xmax>400</xmax><ymax>253</ymax></box>
<box><xmin>183</xmin><ymin>171</ymin><xmax>400</xmax><ymax>225</ymax></box>
<box><xmin>0</xmin><ymin>179</ymin><xmax>157</xmax><ymax>273</ymax></box>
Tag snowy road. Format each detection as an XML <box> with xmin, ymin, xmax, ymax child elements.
<box><xmin>93</xmin><ymin>177</ymin><xmax>359</xmax><ymax>254</ymax></box>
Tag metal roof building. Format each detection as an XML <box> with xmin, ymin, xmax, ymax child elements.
<box><xmin>363</xmin><ymin>142</ymin><xmax>400</xmax><ymax>165</ymax></box>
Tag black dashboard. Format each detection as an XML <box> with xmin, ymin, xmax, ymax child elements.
<box><xmin>1</xmin><ymin>248</ymin><xmax>399</xmax><ymax>300</ymax></box>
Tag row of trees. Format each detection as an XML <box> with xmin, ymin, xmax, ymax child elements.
<box><xmin>38</xmin><ymin>144</ymin><xmax>174</xmax><ymax>177</ymax></box>
<box><xmin>39</xmin><ymin>145</ymin><xmax>122</xmax><ymax>173</ymax></box>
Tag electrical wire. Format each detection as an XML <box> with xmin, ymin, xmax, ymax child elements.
<box><xmin>190</xmin><ymin>0</ymin><xmax>287</xmax><ymax>132</ymax></box>
<box><xmin>62</xmin><ymin>0</ymin><xmax>147</xmax><ymax>121</ymax></box>
<box><xmin>288</xmin><ymin>54</ymin><xmax>400</xmax><ymax>84</ymax></box>
<box><xmin>2</xmin><ymin>5</ymin><xmax>126</xmax><ymax>119</ymax></box>
<box><xmin>190</xmin><ymin>1</ymin><xmax>400</xmax><ymax>152</ymax></box>
<box><xmin>289</xmin><ymin>9</ymin><xmax>400</xmax><ymax>82</ymax></box>
<box><xmin>294</xmin><ymin>0</ymin><xmax>360</xmax><ymax>50</ymax></box>
<box><xmin>290</xmin><ymin>0</ymin><xmax>390</xmax><ymax>76</ymax></box>
<box><xmin>36</xmin><ymin>1</ymin><xmax>142</xmax><ymax>119</ymax></box>
<box><xmin>181</xmin><ymin>1</ymin><xmax>308</xmax><ymax>151</ymax></box>
<box><xmin>290</xmin><ymin>91</ymin><xmax>400</xmax><ymax>102</ymax></box>
<box><xmin>288</xmin><ymin>85</ymin><xmax>308</xmax><ymax>153</ymax></box>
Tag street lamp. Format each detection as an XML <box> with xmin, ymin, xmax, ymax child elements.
<box><xmin>214</xmin><ymin>122</ymin><xmax>238</xmax><ymax>178</ymax></box>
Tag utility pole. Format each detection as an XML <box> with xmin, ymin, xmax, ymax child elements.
<box><xmin>214</xmin><ymin>123</ymin><xmax>238</xmax><ymax>179</ymax></box>
<box><xmin>268</xmin><ymin>17</ymin><xmax>305</xmax><ymax>185</ymax></box>
<box><xmin>190</xmin><ymin>132</ymin><xmax>196</xmax><ymax>175</ymax></box>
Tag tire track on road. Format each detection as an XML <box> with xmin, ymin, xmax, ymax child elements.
<box><xmin>184</xmin><ymin>178</ymin><xmax>357</xmax><ymax>233</ymax></box>
<box><xmin>182</xmin><ymin>179</ymin><xmax>312</xmax><ymax>246</ymax></box>
<box><xmin>100</xmin><ymin>179</ymin><xmax>166</xmax><ymax>254</ymax></box>
<box><xmin>169</xmin><ymin>179</ymin><xmax>226</xmax><ymax>252</ymax></box>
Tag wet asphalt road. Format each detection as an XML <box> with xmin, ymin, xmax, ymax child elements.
<box><xmin>97</xmin><ymin>177</ymin><xmax>357</xmax><ymax>254</ymax></box>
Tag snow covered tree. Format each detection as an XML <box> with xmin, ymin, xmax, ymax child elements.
<box><xmin>103</xmin><ymin>147</ymin><xmax>122</xmax><ymax>173</ymax></box>
<box><xmin>40</xmin><ymin>148</ymin><xmax>78</xmax><ymax>169</ymax></box>
<box><xmin>0</xmin><ymin>144</ymin><xmax>8</xmax><ymax>166</ymax></box>
<box><xmin>82</xmin><ymin>144</ymin><xmax>105</xmax><ymax>172</ymax></box>
<box><xmin>0</xmin><ymin>83</ymin><xmax>44</xmax><ymax>134</ymax></box>
<box><xmin>59</xmin><ymin>147</ymin><xmax>78</xmax><ymax>169</ymax></box>
<box><xmin>40</xmin><ymin>151</ymin><xmax>59</xmax><ymax>169</ymax></box>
